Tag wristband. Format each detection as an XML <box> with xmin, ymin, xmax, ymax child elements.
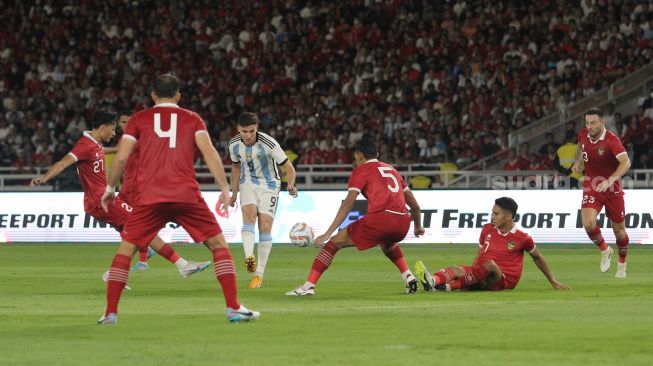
<box><xmin>106</xmin><ymin>185</ymin><xmax>116</xmax><ymax>193</ymax></box>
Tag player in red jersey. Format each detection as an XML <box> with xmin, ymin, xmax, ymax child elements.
<box><xmin>286</xmin><ymin>137</ymin><xmax>425</xmax><ymax>296</ymax></box>
<box><xmin>105</xmin><ymin>110</ymin><xmax>154</xmax><ymax>271</ymax></box>
<box><xmin>29</xmin><ymin>111</ymin><xmax>208</xmax><ymax>280</ymax></box>
<box><xmin>572</xmin><ymin>107</ymin><xmax>631</xmax><ymax>278</ymax></box>
<box><xmin>414</xmin><ymin>197</ymin><xmax>570</xmax><ymax>292</ymax></box>
<box><xmin>100</xmin><ymin>74</ymin><xmax>259</xmax><ymax>324</ymax></box>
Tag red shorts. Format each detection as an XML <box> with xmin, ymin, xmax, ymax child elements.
<box><xmin>581</xmin><ymin>190</ymin><xmax>625</xmax><ymax>223</ymax></box>
<box><xmin>86</xmin><ymin>196</ymin><xmax>132</xmax><ymax>232</ymax></box>
<box><xmin>347</xmin><ymin>211</ymin><xmax>411</xmax><ymax>251</ymax></box>
<box><xmin>121</xmin><ymin>198</ymin><xmax>222</xmax><ymax>247</ymax></box>
<box><xmin>460</xmin><ymin>265</ymin><xmax>515</xmax><ymax>291</ymax></box>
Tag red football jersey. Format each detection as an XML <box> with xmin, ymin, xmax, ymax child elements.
<box><xmin>68</xmin><ymin>132</ymin><xmax>107</xmax><ymax>210</ymax></box>
<box><xmin>348</xmin><ymin>159</ymin><xmax>408</xmax><ymax>214</ymax></box>
<box><xmin>119</xmin><ymin>140</ymin><xmax>140</xmax><ymax>204</ymax></box>
<box><xmin>474</xmin><ymin>223</ymin><xmax>536</xmax><ymax>289</ymax></box>
<box><xmin>123</xmin><ymin>103</ymin><xmax>206</xmax><ymax>205</ymax></box>
<box><xmin>578</xmin><ymin>127</ymin><xmax>626</xmax><ymax>193</ymax></box>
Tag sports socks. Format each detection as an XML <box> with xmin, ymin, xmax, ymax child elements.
<box><xmin>242</xmin><ymin>223</ymin><xmax>256</xmax><ymax>258</ymax></box>
<box><xmin>255</xmin><ymin>232</ymin><xmax>273</xmax><ymax>277</ymax></box>
<box><xmin>433</xmin><ymin>268</ymin><xmax>456</xmax><ymax>285</ymax></box>
<box><xmin>105</xmin><ymin>254</ymin><xmax>130</xmax><ymax>316</ymax></box>
<box><xmin>307</xmin><ymin>241</ymin><xmax>339</xmax><ymax>285</ymax></box>
<box><xmin>138</xmin><ymin>245</ymin><xmax>149</xmax><ymax>263</ymax></box>
<box><xmin>156</xmin><ymin>243</ymin><xmax>187</xmax><ymax>269</ymax></box>
<box><xmin>381</xmin><ymin>243</ymin><xmax>412</xmax><ymax>278</ymax></box>
<box><xmin>617</xmin><ymin>234</ymin><xmax>629</xmax><ymax>264</ymax></box>
<box><xmin>587</xmin><ymin>225</ymin><xmax>609</xmax><ymax>251</ymax></box>
<box><xmin>212</xmin><ymin>248</ymin><xmax>240</xmax><ymax>309</ymax></box>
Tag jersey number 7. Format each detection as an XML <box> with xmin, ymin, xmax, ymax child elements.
<box><xmin>154</xmin><ymin>113</ymin><xmax>177</xmax><ymax>148</ymax></box>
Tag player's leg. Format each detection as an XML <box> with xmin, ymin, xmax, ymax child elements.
<box><xmin>99</xmin><ymin>240</ymin><xmax>139</xmax><ymax>324</ymax></box>
<box><xmin>286</xmin><ymin>228</ymin><xmax>354</xmax><ymax>296</ymax></box>
<box><xmin>241</xmin><ymin>203</ymin><xmax>258</xmax><ymax>273</ymax></box>
<box><xmin>381</xmin><ymin>243</ymin><xmax>417</xmax><ymax>293</ymax></box>
<box><xmin>132</xmin><ymin>245</ymin><xmax>151</xmax><ymax>271</ymax></box>
<box><xmin>174</xmin><ymin>200</ymin><xmax>260</xmax><ymax>322</ymax></box>
<box><xmin>99</xmin><ymin>204</ymin><xmax>170</xmax><ymax>325</ymax></box>
<box><xmin>420</xmin><ymin>261</ymin><xmax>501</xmax><ymax>292</ymax></box>
<box><xmin>606</xmin><ymin>195</ymin><xmax>628</xmax><ymax>277</ymax></box>
<box><xmin>251</xmin><ymin>212</ymin><xmax>274</xmax><ymax>288</ymax></box>
<box><xmin>147</xmin><ymin>235</ymin><xmax>210</xmax><ymax>278</ymax></box>
<box><xmin>581</xmin><ymin>205</ymin><xmax>613</xmax><ymax>272</ymax></box>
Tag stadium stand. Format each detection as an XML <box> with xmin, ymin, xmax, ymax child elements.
<box><xmin>1</xmin><ymin>1</ymin><xmax>652</xmax><ymax>189</ymax></box>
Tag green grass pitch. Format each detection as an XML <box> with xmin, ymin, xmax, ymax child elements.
<box><xmin>1</xmin><ymin>243</ymin><xmax>652</xmax><ymax>366</ymax></box>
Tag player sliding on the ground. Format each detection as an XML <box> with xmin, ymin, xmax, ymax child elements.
<box><xmin>286</xmin><ymin>136</ymin><xmax>425</xmax><ymax>296</ymax></box>
<box><xmin>29</xmin><ymin>111</ymin><xmax>210</xmax><ymax>281</ymax></box>
<box><xmin>415</xmin><ymin>197</ymin><xmax>570</xmax><ymax>292</ymax></box>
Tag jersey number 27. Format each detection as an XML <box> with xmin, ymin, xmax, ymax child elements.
<box><xmin>154</xmin><ymin>113</ymin><xmax>177</xmax><ymax>148</ymax></box>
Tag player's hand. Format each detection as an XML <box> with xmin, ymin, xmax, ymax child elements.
<box><xmin>596</xmin><ymin>177</ymin><xmax>614</xmax><ymax>193</ymax></box>
<box><xmin>571</xmin><ymin>161</ymin><xmax>582</xmax><ymax>173</ymax></box>
<box><xmin>414</xmin><ymin>225</ymin><xmax>425</xmax><ymax>237</ymax></box>
<box><xmin>313</xmin><ymin>233</ymin><xmax>331</xmax><ymax>248</ymax></box>
<box><xmin>29</xmin><ymin>177</ymin><xmax>47</xmax><ymax>187</ymax></box>
<box><xmin>228</xmin><ymin>193</ymin><xmax>238</xmax><ymax>207</ymax></box>
<box><xmin>219</xmin><ymin>191</ymin><xmax>231</xmax><ymax>217</ymax></box>
<box><xmin>288</xmin><ymin>184</ymin><xmax>298</xmax><ymax>197</ymax></box>
<box><xmin>551</xmin><ymin>281</ymin><xmax>571</xmax><ymax>290</ymax></box>
<box><xmin>101</xmin><ymin>191</ymin><xmax>115</xmax><ymax>213</ymax></box>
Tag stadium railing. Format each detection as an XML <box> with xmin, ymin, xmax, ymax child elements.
<box><xmin>3</xmin><ymin>166</ymin><xmax>651</xmax><ymax>190</ymax></box>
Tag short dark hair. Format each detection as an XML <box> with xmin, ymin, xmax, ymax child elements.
<box><xmin>564</xmin><ymin>130</ymin><xmax>576</xmax><ymax>142</ymax></box>
<box><xmin>354</xmin><ymin>136</ymin><xmax>378</xmax><ymax>159</ymax></box>
<box><xmin>237</xmin><ymin>112</ymin><xmax>259</xmax><ymax>126</ymax></box>
<box><xmin>152</xmin><ymin>74</ymin><xmax>180</xmax><ymax>98</ymax></box>
<box><xmin>585</xmin><ymin>107</ymin><xmax>604</xmax><ymax>119</ymax></box>
<box><xmin>117</xmin><ymin>108</ymin><xmax>132</xmax><ymax>117</ymax></box>
<box><xmin>91</xmin><ymin>111</ymin><xmax>118</xmax><ymax>129</ymax></box>
<box><xmin>495</xmin><ymin>197</ymin><xmax>518</xmax><ymax>220</ymax></box>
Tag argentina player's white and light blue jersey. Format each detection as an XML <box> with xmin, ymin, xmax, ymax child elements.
<box><xmin>229</xmin><ymin>131</ymin><xmax>288</xmax><ymax>191</ymax></box>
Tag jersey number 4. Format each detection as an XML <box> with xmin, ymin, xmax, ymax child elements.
<box><xmin>154</xmin><ymin>113</ymin><xmax>177</xmax><ymax>148</ymax></box>
<box><xmin>378</xmin><ymin>167</ymin><xmax>400</xmax><ymax>192</ymax></box>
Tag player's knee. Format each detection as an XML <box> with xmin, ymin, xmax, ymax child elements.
<box><xmin>204</xmin><ymin>235</ymin><xmax>228</xmax><ymax>250</ymax></box>
<box><xmin>582</xmin><ymin>221</ymin><xmax>596</xmax><ymax>232</ymax></box>
<box><xmin>483</xmin><ymin>261</ymin><xmax>502</xmax><ymax>280</ymax></box>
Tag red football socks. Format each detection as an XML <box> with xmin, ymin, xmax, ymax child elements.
<box><xmin>307</xmin><ymin>241</ymin><xmax>339</xmax><ymax>284</ymax></box>
<box><xmin>587</xmin><ymin>226</ymin><xmax>609</xmax><ymax>251</ymax></box>
<box><xmin>212</xmin><ymin>248</ymin><xmax>239</xmax><ymax>309</ymax></box>
<box><xmin>381</xmin><ymin>243</ymin><xmax>409</xmax><ymax>273</ymax></box>
<box><xmin>616</xmin><ymin>234</ymin><xmax>629</xmax><ymax>263</ymax></box>
<box><xmin>138</xmin><ymin>245</ymin><xmax>149</xmax><ymax>262</ymax></box>
<box><xmin>433</xmin><ymin>268</ymin><xmax>456</xmax><ymax>285</ymax></box>
<box><xmin>105</xmin><ymin>254</ymin><xmax>131</xmax><ymax>315</ymax></box>
<box><xmin>157</xmin><ymin>244</ymin><xmax>181</xmax><ymax>264</ymax></box>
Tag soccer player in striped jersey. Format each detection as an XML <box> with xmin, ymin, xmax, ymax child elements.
<box><xmin>228</xmin><ymin>112</ymin><xmax>297</xmax><ymax>289</ymax></box>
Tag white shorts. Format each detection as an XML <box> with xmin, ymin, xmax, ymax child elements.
<box><xmin>239</xmin><ymin>185</ymin><xmax>280</xmax><ymax>218</ymax></box>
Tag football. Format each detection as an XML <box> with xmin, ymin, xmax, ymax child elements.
<box><xmin>289</xmin><ymin>222</ymin><xmax>314</xmax><ymax>247</ymax></box>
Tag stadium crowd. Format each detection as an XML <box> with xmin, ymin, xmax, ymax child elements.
<box><xmin>1</xmin><ymin>0</ymin><xmax>653</xmax><ymax>181</ymax></box>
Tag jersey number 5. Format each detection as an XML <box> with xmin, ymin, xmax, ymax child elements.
<box><xmin>378</xmin><ymin>166</ymin><xmax>400</xmax><ymax>192</ymax></box>
<box><xmin>154</xmin><ymin>113</ymin><xmax>177</xmax><ymax>148</ymax></box>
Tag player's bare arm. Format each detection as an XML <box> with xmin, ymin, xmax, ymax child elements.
<box><xmin>596</xmin><ymin>153</ymin><xmax>631</xmax><ymax>193</ymax></box>
<box><xmin>313</xmin><ymin>190</ymin><xmax>359</xmax><ymax>246</ymax></box>
<box><xmin>528</xmin><ymin>248</ymin><xmax>571</xmax><ymax>290</ymax></box>
<box><xmin>229</xmin><ymin>162</ymin><xmax>241</xmax><ymax>207</ymax></box>
<box><xmin>29</xmin><ymin>154</ymin><xmax>76</xmax><ymax>187</ymax></box>
<box><xmin>282</xmin><ymin>160</ymin><xmax>298</xmax><ymax>197</ymax></box>
<box><xmin>103</xmin><ymin>147</ymin><xmax>118</xmax><ymax>154</ymax></box>
<box><xmin>196</xmin><ymin>131</ymin><xmax>231</xmax><ymax>215</ymax></box>
<box><xmin>403</xmin><ymin>189</ymin><xmax>424</xmax><ymax>237</ymax></box>
<box><xmin>101</xmin><ymin>137</ymin><xmax>135</xmax><ymax>212</ymax></box>
<box><xmin>572</xmin><ymin>144</ymin><xmax>583</xmax><ymax>173</ymax></box>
